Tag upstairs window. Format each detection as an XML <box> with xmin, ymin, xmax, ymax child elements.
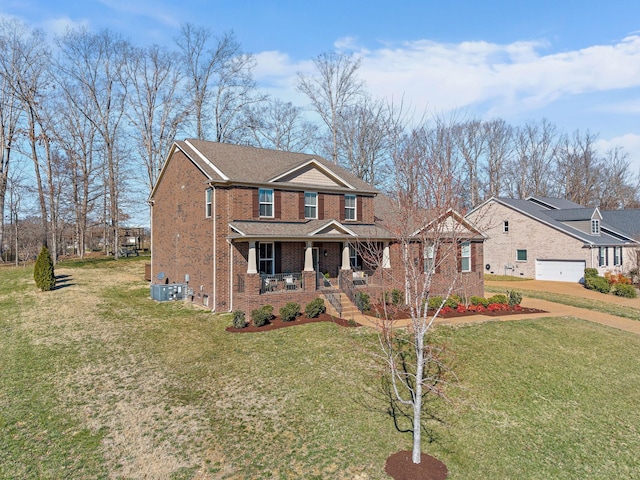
<box><xmin>345</xmin><ymin>195</ymin><xmax>357</xmax><ymax>220</ymax></box>
<box><xmin>591</xmin><ymin>219</ymin><xmax>600</xmax><ymax>235</ymax></box>
<box><xmin>205</xmin><ymin>188</ymin><xmax>212</xmax><ymax>218</ymax></box>
<box><xmin>461</xmin><ymin>242</ymin><xmax>471</xmax><ymax>272</ymax></box>
<box><xmin>259</xmin><ymin>189</ymin><xmax>273</xmax><ymax>217</ymax></box>
<box><xmin>305</xmin><ymin>192</ymin><xmax>317</xmax><ymax>219</ymax></box>
<box><xmin>503</xmin><ymin>220</ymin><xmax>509</xmax><ymax>233</ymax></box>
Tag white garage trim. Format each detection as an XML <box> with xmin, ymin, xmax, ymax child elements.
<box><xmin>535</xmin><ymin>259</ymin><xmax>586</xmax><ymax>283</ymax></box>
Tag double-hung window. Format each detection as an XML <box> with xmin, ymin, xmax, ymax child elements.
<box><xmin>599</xmin><ymin>246</ymin><xmax>608</xmax><ymax>267</ymax></box>
<box><xmin>205</xmin><ymin>188</ymin><xmax>212</xmax><ymax>218</ymax></box>
<box><xmin>259</xmin><ymin>242</ymin><xmax>274</xmax><ymax>274</ymax></box>
<box><xmin>345</xmin><ymin>194</ymin><xmax>356</xmax><ymax>220</ymax></box>
<box><xmin>460</xmin><ymin>242</ymin><xmax>471</xmax><ymax>272</ymax></box>
<box><xmin>424</xmin><ymin>243</ymin><xmax>435</xmax><ymax>273</ymax></box>
<box><xmin>304</xmin><ymin>192</ymin><xmax>317</xmax><ymax>219</ymax></box>
<box><xmin>614</xmin><ymin>246</ymin><xmax>622</xmax><ymax>266</ymax></box>
<box><xmin>259</xmin><ymin>189</ymin><xmax>273</xmax><ymax>217</ymax></box>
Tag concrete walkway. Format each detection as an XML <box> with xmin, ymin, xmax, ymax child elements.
<box><xmin>353</xmin><ymin>279</ymin><xmax>640</xmax><ymax>335</ymax></box>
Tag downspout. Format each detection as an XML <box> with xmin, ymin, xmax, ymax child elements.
<box><xmin>211</xmin><ymin>185</ymin><xmax>217</xmax><ymax>312</ymax></box>
<box><xmin>229</xmin><ymin>239</ymin><xmax>233</xmax><ymax>312</ymax></box>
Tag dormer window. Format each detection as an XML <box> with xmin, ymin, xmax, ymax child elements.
<box><xmin>591</xmin><ymin>219</ymin><xmax>600</xmax><ymax>235</ymax></box>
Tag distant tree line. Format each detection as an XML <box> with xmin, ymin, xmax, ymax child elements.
<box><xmin>0</xmin><ymin>19</ymin><xmax>637</xmax><ymax>263</ymax></box>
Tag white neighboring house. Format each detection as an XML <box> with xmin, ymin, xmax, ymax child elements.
<box><xmin>466</xmin><ymin>196</ymin><xmax>640</xmax><ymax>283</ymax></box>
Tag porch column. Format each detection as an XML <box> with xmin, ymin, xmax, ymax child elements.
<box><xmin>247</xmin><ymin>241</ymin><xmax>257</xmax><ymax>274</ymax></box>
<box><xmin>382</xmin><ymin>241</ymin><xmax>391</xmax><ymax>269</ymax></box>
<box><xmin>304</xmin><ymin>241</ymin><xmax>314</xmax><ymax>271</ymax></box>
<box><xmin>341</xmin><ymin>242</ymin><xmax>351</xmax><ymax>270</ymax></box>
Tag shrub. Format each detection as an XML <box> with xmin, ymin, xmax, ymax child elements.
<box><xmin>34</xmin><ymin>245</ymin><xmax>56</xmax><ymax>291</ymax></box>
<box><xmin>605</xmin><ymin>271</ymin><xmax>632</xmax><ymax>285</ymax></box>
<box><xmin>506</xmin><ymin>290</ymin><xmax>523</xmax><ymax>307</ymax></box>
<box><xmin>279</xmin><ymin>302</ymin><xmax>300</xmax><ymax>322</ymax></box>
<box><xmin>305</xmin><ymin>298</ymin><xmax>326</xmax><ymax>318</ymax></box>
<box><xmin>251</xmin><ymin>305</ymin><xmax>274</xmax><ymax>327</ymax></box>
<box><xmin>584</xmin><ymin>268</ymin><xmax>599</xmax><ymax>279</ymax></box>
<box><xmin>613</xmin><ymin>283</ymin><xmax>637</xmax><ymax>298</ymax></box>
<box><xmin>470</xmin><ymin>296</ymin><xmax>489</xmax><ymax>307</ymax></box>
<box><xmin>390</xmin><ymin>288</ymin><xmax>404</xmax><ymax>306</ymax></box>
<box><xmin>444</xmin><ymin>294</ymin><xmax>462</xmax><ymax>308</ymax></box>
<box><xmin>456</xmin><ymin>304</ymin><xmax>467</xmax><ymax>313</ymax></box>
<box><xmin>488</xmin><ymin>294</ymin><xmax>509</xmax><ymax>305</ymax></box>
<box><xmin>231</xmin><ymin>310</ymin><xmax>246</xmax><ymax>328</ymax></box>
<box><xmin>427</xmin><ymin>296</ymin><xmax>444</xmax><ymax>310</ymax></box>
<box><xmin>354</xmin><ymin>291</ymin><xmax>370</xmax><ymax>312</ymax></box>
<box><xmin>584</xmin><ymin>275</ymin><xmax>611</xmax><ymax>294</ymax></box>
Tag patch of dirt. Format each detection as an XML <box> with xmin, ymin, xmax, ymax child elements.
<box><xmin>226</xmin><ymin>312</ymin><xmax>360</xmax><ymax>332</ymax></box>
<box><xmin>385</xmin><ymin>450</ymin><xmax>448</xmax><ymax>480</ymax></box>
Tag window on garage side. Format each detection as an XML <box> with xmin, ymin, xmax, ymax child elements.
<box><xmin>613</xmin><ymin>246</ymin><xmax>622</xmax><ymax>266</ymax></box>
<box><xmin>516</xmin><ymin>249</ymin><xmax>527</xmax><ymax>262</ymax></box>
<box><xmin>598</xmin><ymin>246</ymin><xmax>608</xmax><ymax>267</ymax></box>
<box><xmin>460</xmin><ymin>242</ymin><xmax>471</xmax><ymax>272</ymax></box>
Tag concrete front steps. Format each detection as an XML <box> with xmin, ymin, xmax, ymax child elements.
<box><xmin>322</xmin><ymin>291</ymin><xmax>376</xmax><ymax>326</ymax></box>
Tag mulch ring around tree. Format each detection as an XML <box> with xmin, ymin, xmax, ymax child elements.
<box><xmin>385</xmin><ymin>450</ymin><xmax>448</xmax><ymax>480</ymax></box>
<box><xmin>226</xmin><ymin>313</ymin><xmax>360</xmax><ymax>333</ymax></box>
<box><xmin>369</xmin><ymin>304</ymin><xmax>547</xmax><ymax>320</ymax></box>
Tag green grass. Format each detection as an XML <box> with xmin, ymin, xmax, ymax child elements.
<box><xmin>484</xmin><ymin>274</ymin><xmax>531</xmax><ymax>282</ymax></box>
<box><xmin>1</xmin><ymin>258</ymin><xmax>640</xmax><ymax>478</ymax></box>
<box><xmin>486</xmin><ymin>285</ymin><xmax>640</xmax><ymax>321</ymax></box>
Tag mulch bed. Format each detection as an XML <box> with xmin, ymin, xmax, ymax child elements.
<box><xmin>385</xmin><ymin>450</ymin><xmax>448</xmax><ymax>480</ymax></box>
<box><xmin>369</xmin><ymin>304</ymin><xmax>547</xmax><ymax>320</ymax></box>
<box><xmin>226</xmin><ymin>313</ymin><xmax>360</xmax><ymax>333</ymax></box>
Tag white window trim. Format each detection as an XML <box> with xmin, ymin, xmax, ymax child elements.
<box><xmin>259</xmin><ymin>242</ymin><xmax>274</xmax><ymax>275</ymax></box>
<box><xmin>598</xmin><ymin>246</ymin><xmax>608</xmax><ymax>267</ymax></box>
<box><xmin>503</xmin><ymin>220</ymin><xmax>509</xmax><ymax>233</ymax></box>
<box><xmin>461</xmin><ymin>242</ymin><xmax>471</xmax><ymax>272</ymax></box>
<box><xmin>259</xmin><ymin>188</ymin><xmax>274</xmax><ymax>218</ymax></box>
<box><xmin>516</xmin><ymin>249</ymin><xmax>527</xmax><ymax>262</ymax></box>
<box><xmin>304</xmin><ymin>192</ymin><xmax>318</xmax><ymax>219</ymax></box>
<box><xmin>591</xmin><ymin>219</ymin><xmax>600</xmax><ymax>235</ymax></box>
<box><xmin>424</xmin><ymin>243</ymin><xmax>435</xmax><ymax>274</ymax></box>
<box><xmin>349</xmin><ymin>244</ymin><xmax>359</xmax><ymax>269</ymax></box>
<box><xmin>614</xmin><ymin>246</ymin><xmax>622</xmax><ymax>266</ymax></box>
<box><xmin>345</xmin><ymin>194</ymin><xmax>357</xmax><ymax>221</ymax></box>
<box><xmin>205</xmin><ymin>188</ymin><xmax>212</xmax><ymax>218</ymax></box>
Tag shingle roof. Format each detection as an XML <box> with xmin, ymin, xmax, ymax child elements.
<box><xmin>228</xmin><ymin>219</ymin><xmax>394</xmax><ymax>240</ymax></box>
<box><xmin>179</xmin><ymin>139</ymin><xmax>378</xmax><ymax>193</ymax></box>
<box><xmin>490</xmin><ymin>197</ymin><xmax>635</xmax><ymax>246</ymax></box>
<box><xmin>601</xmin><ymin>209</ymin><xmax>640</xmax><ymax>239</ymax></box>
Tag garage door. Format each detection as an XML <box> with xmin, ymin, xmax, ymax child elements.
<box><xmin>535</xmin><ymin>259</ymin><xmax>586</xmax><ymax>282</ymax></box>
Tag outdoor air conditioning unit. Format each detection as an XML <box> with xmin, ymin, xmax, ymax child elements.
<box><xmin>150</xmin><ymin>283</ymin><xmax>187</xmax><ymax>302</ymax></box>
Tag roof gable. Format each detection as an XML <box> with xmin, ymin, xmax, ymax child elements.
<box><xmin>269</xmin><ymin>159</ymin><xmax>354</xmax><ymax>189</ymax></box>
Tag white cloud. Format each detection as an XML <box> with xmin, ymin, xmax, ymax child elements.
<box><xmin>41</xmin><ymin>16</ymin><xmax>89</xmax><ymax>36</ymax></box>
<box><xmin>597</xmin><ymin>134</ymin><xmax>640</xmax><ymax>172</ymax></box>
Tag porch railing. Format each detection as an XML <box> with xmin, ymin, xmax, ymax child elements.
<box><xmin>259</xmin><ymin>273</ymin><xmax>303</xmax><ymax>294</ymax></box>
<box><xmin>323</xmin><ymin>291</ymin><xmax>342</xmax><ymax>317</ymax></box>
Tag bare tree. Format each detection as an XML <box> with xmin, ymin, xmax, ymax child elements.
<box><xmin>337</xmin><ymin>95</ymin><xmax>407</xmax><ymax>187</ymax></box>
<box><xmin>481</xmin><ymin>118</ymin><xmax>513</xmax><ymax>200</ymax></box>
<box><xmin>553</xmin><ymin>130</ymin><xmax>601</xmax><ymax>206</ymax></box>
<box><xmin>176</xmin><ymin>24</ymin><xmax>261</xmax><ymax>142</ymax></box>
<box><xmin>55</xmin><ymin>28</ymin><xmax>130</xmax><ymax>258</ymax></box>
<box><xmin>297</xmin><ymin>51</ymin><xmax>365</xmax><ymax>164</ymax></box>
<box><xmin>597</xmin><ymin>147</ymin><xmax>640</xmax><ymax>209</ymax></box>
<box><xmin>454</xmin><ymin>119</ymin><xmax>487</xmax><ymax>207</ymax></box>
<box><xmin>506</xmin><ymin>119</ymin><xmax>559</xmax><ymax>198</ymax></box>
<box><xmin>124</xmin><ymin>43</ymin><xmax>187</xmax><ymax>194</ymax></box>
<box><xmin>243</xmin><ymin>98</ymin><xmax>319</xmax><ymax>152</ymax></box>
<box><xmin>370</xmin><ymin>122</ymin><xmax>472</xmax><ymax>464</ymax></box>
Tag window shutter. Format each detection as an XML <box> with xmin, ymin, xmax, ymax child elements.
<box><xmin>274</xmin><ymin>191</ymin><xmax>281</xmax><ymax>219</ymax></box>
<box><xmin>318</xmin><ymin>194</ymin><xmax>325</xmax><ymax>220</ymax></box>
<box><xmin>435</xmin><ymin>245</ymin><xmax>442</xmax><ymax>274</ymax></box>
<box><xmin>339</xmin><ymin>195</ymin><xmax>345</xmax><ymax>221</ymax></box>
<box><xmin>357</xmin><ymin>196</ymin><xmax>363</xmax><ymax>221</ymax></box>
<box><xmin>418</xmin><ymin>244</ymin><xmax>425</xmax><ymax>274</ymax></box>
<box><xmin>457</xmin><ymin>243</ymin><xmax>462</xmax><ymax>273</ymax></box>
<box><xmin>252</xmin><ymin>189</ymin><xmax>259</xmax><ymax>218</ymax></box>
<box><xmin>299</xmin><ymin>192</ymin><xmax>305</xmax><ymax>219</ymax></box>
<box><xmin>275</xmin><ymin>243</ymin><xmax>281</xmax><ymax>274</ymax></box>
<box><xmin>471</xmin><ymin>242</ymin><xmax>477</xmax><ymax>272</ymax></box>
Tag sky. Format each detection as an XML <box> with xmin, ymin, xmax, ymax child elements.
<box><xmin>2</xmin><ymin>0</ymin><xmax>640</xmax><ymax>170</ymax></box>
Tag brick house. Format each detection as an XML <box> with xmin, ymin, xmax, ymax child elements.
<box><xmin>149</xmin><ymin>139</ymin><xmax>485</xmax><ymax>313</ymax></box>
<box><xmin>466</xmin><ymin>196</ymin><xmax>640</xmax><ymax>282</ymax></box>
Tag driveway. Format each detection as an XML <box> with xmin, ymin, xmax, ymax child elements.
<box><xmin>480</xmin><ymin>279</ymin><xmax>640</xmax><ymax>335</ymax></box>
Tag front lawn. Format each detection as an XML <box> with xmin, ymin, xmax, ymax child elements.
<box><xmin>1</xmin><ymin>257</ymin><xmax>639</xmax><ymax>478</ymax></box>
